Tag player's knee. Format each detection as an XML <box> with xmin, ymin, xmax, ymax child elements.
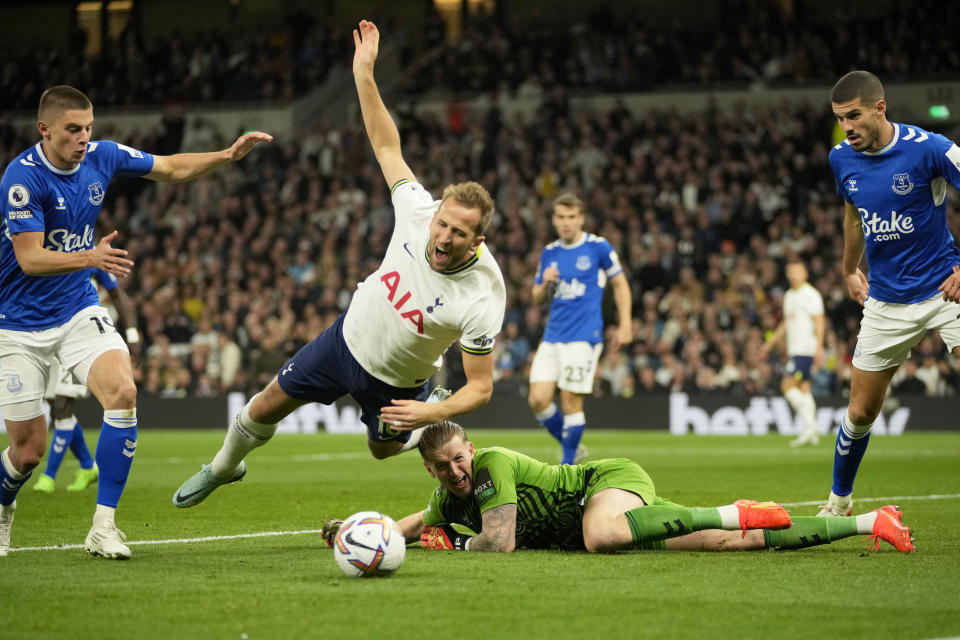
<box><xmin>583</xmin><ymin>529</ymin><xmax>619</xmax><ymax>554</ymax></box>
<box><xmin>846</xmin><ymin>405</ymin><xmax>878</xmax><ymax>429</ymax></box>
<box><xmin>367</xmin><ymin>440</ymin><xmax>400</xmax><ymax>460</ymax></box>
<box><xmin>527</xmin><ymin>392</ymin><xmax>548</xmax><ymax>412</ymax></box>
<box><xmin>109</xmin><ymin>381</ymin><xmax>137</xmax><ymax>409</ymax></box>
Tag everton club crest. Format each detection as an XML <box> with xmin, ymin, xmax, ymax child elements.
<box><xmin>891</xmin><ymin>173</ymin><xmax>914</xmax><ymax>196</ymax></box>
<box><xmin>88</xmin><ymin>181</ymin><xmax>105</xmax><ymax>205</ymax></box>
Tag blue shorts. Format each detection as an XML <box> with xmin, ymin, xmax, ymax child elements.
<box><xmin>785</xmin><ymin>356</ymin><xmax>814</xmax><ymax>382</ymax></box>
<box><xmin>276</xmin><ymin>313</ymin><xmax>431</xmax><ymax>442</ymax></box>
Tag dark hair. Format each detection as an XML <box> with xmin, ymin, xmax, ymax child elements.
<box><xmin>38</xmin><ymin>85</ymin><xmax>92</xmax><ymax>121</ymax></box>
<box><xmin>441</xmin><ymin>182</ymin><xmax>495</xmax><ymax>236</ymax></box>
<box><xmin>831</xmin><ymin>71</ymin><xmax>884</xmax><ymax>105</ymax></box>
<box><xmin>417</xmin><ymin>420</ymin><xmax>468</xmax><ymax>457</ymax></box>
<box><xmin>552</xmin><ymin>193</ymin><xmax>585</xmax><ymax>214</ymax></box>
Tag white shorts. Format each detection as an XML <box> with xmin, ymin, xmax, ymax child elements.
<box><xmin>853</xmin><ymin>294</ymin><xmax>960</xmax><ymax>371</ymax></box>
<box><xmin>0</xmin><ymin>305</ymin><xmax>127</xmax><ymax>418</ymax></box>
<box><xmin>529</xmin><ymin>341</ymin><xmax>603</xmax><ymax>394</ymax></box>
<box><xmin>44</xmin><ymin>358</ymin><xmax>91</xmax><ymax>400</ymax></box>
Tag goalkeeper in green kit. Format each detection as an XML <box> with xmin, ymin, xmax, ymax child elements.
<box><xmin>323</xmin><ymin>422</ymin><xmax>914</xmax><ymax>554</ymax></box>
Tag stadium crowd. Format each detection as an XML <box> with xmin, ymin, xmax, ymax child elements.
<box><xmin>5</xmin><ymin>85</ymin><xmax>959</xmax><ymax>403</ymax></box>
<box><xmin>4</xmin><ymin>0</ymin><xmax>959</xmax><ymax>110</ymax></box>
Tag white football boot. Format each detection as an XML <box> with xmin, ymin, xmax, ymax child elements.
<box><xmin>84</xmin><ymin>519</ymin><xmax>132</xmax><ymax>560</ymax></box>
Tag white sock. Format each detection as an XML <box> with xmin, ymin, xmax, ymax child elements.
<box><xmin>784</xmin><ymin>387</ymin><xmax>805</xmax><ymax>413</ymax></box>
<box><xmin>400</xmin><ymin>428</ymin><xmax>424</xmax><ymax>452</ymax></box>
<box><xmin>716</xmin><ymin>504</ymin><xmax>740</xmax><ymax>530</ymax></box>
<box><xmin>1</xmin><ymin>448</ymin><xmax>26</xmax><ymax>479</ymax></box>
<box><xmin>798</xmin><ymin>392</ymin><xmax>817</xmax><ymax>433</ymax></box>
<box><xmin>93</xmin><ymin>504</ymin><xmax>116</xmax><ymax>528</ymax></box>
<box><xmin>855</xmin><ymin>512</ymin><xmax>877</xmax><ymax>534</ymax></box>
<box><xmin>534</xmin><ymin>403</ymin><xmax>558</xmax><ymax>421</ymax></box>
<box><xmin>210</xmin><ymin>396</ymin><xmax>277</xmax><ymax>479</ymax></box>
<box><xmin>54</xmin><ymin>416</ymin><xmax>78</xmax><ymax>431</ymax></box>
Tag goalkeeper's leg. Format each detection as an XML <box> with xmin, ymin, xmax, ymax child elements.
<box><xmin>624</xmin><ymin>497</ymin><xmax>791</xmax><ymax>548</ymax></box>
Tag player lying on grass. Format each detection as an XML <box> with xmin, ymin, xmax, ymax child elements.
<box><xmin>322</xmin><ymin>421</ymin><xmax>914</xmax><ymax>553</ymax></box>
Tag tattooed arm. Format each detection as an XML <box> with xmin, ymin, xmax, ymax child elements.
<box><xmin>469</xmin><ymin>503</ymin><xmax>517</xmax><ymax>552</ymax></box>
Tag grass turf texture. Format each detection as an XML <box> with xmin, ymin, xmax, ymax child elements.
<box><xmin>2</xmin><ymin>429</ymin><xmax>958</xmax><ymax>640</ymax></box>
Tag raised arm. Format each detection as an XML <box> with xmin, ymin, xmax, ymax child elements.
<box><xmin>842</xmin><ymin>201</ymin><xmax>868</xmax><ymax>305</ymax></box>
<box><xmin>353</xmin><ymin>19</ymin><xmax>415</xmax><ymax>188</ymax></box>
<box><xmin>146</xmin><ymin>131</ymin><xmax>272</xmax><ymax>184</ymax></box>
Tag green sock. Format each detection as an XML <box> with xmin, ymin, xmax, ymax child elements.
<box><xmin>625</xmin><ymin>498</ymin><xmax>724</xmax><ymax>546</ymax></box>
<box><xmin>763</xmin><ymin>516</ymin><xmax>859</xmax><ymax>550</ymax></box>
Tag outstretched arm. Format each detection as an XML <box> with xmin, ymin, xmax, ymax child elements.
<box><xmin>379</xmin><ymin>350</ymin><xmax>494</xmax><ymax>428</ymax></box>
<box><xmin>146</xmin><ymin>131</ymin><xmax>272</xmax><ymax>183</ymax></box>
<box><xmin>353</xmin><ymin>19</ymin><xmax>415</xmax><ymax>188</ymax></box>
<box><xmin>11</xmin><ymin>230</ymin><xmax>132</xmax><ymax>277</ymax></box>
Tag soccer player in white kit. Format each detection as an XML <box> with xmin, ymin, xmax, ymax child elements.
<box><xmin>173</xmin><ymin>19</ymin><xmax>506</xmax><ymax>509</ymax></box>
<box><xmin>760</xmin><ymin>260</ymin><xmax>825</xmax><ymax>446</ymax></box>
<box><xmin>819</xmin><ymin>71</ymin><xmax>960</xmax><ymax>517</ymax></box>
<box><xmin>0</xmin><ymin>85</ymin><xmax>271</xmax><ymax>558</ymax></box>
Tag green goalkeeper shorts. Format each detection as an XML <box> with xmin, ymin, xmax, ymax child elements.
<box><xmin>583</xmin><ymin>458</ymin><xmax>657</xmax><ymax>506</ymax></box>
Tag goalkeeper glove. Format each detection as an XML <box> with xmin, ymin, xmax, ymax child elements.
<box><xmin>420</xmin><ymin>524</ymin><xmax>473</xmax><ymax>550</ymax></box>
<box><xmin>321</xmin><ymin>517</ymin><xmax>344</xmax><ymax>548</ymax></box>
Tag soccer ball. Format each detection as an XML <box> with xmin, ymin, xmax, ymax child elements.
<box><xmin>332</xmin><ymin>511</ymin><xmax>406</xmax><ymax>578</ymax></box>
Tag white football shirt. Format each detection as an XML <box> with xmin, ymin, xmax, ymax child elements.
<box><xmin>342</xmin><ymin>180</ymin><xmax>506</xmax><ymax>388</ymax></box>
<box><xmin>783</xmin><ymin>282</ymin><xmax>824</xmax><ymax>357</ymax></box>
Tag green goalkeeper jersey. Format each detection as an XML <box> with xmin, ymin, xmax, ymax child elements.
<box><xmin>422</xmin><ymin>446</ymin><xmax>606</xmax><ymax>550</ymax></box>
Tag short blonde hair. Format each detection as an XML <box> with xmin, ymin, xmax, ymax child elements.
<box><xmin>417</xmin><ymin>420</ymin><xmax>468</xmax><ymax>458</ymax></box>
<box><xmin>552</xmin><ymin>193</ymin><xmax>585</xmax><ymax>214</ymax></box>
<box><xmin>441</xmin><ymin>181</ymin><xmax>495</xmax><ymax>236</ymax></box>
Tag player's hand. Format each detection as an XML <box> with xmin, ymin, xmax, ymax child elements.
<box><xmin>938</xmin><ymin>265</ymin><xmax>960</xmax><ymax>304</ymax></box>
<box><xmin>541</xmin><ymin>265</ymin><xmax>559</xmax><ymax>285</ymax></box>
<box><xmin>321</xmin><ymin>517</ymin><xmax>344</xmax><ymax>548</ymax></box>
<box><xmin>813</xmin><ymin>346</ymin><xmax>825</xmax><ymax>369</ymax></box>
<box><xmin>609</xmin><ymin>324</ymin><xmax>632</xmax><ymax>353</ymax></box>
<box><xmin>226</xmin><ymin>131</ymin><xmax>273</xmax><ymax>162</ymax></box>
<box><xmin>379</xmin><ymin>398</ymin><xmax>442</xmax><ymax>430</ymax></box>
<box><xmin>420</xmin><ymin>524</ymin><xmax>472</xmax><ymax>551</ymax></box>
<box><xmin>353</xmin><ymin>19</ymin><xmax>380</xmax><ymax>74</ymax></box>
<box><xmin>89</xmin><ymin>230</ymin><xmax>134</xmax><ymax>278</ymax></box>
<box><xmin>844</xmin><ymin>268</ymin><xmax>869</xmax><ymax>306</ymax></box>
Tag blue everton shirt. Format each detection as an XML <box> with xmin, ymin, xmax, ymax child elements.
<box><xmin>829</xmin><ymin>122</ymin><xmax>960</xmax><ymax>304</ymax></box>
<box><xmin>0</xmin><ymin>140</ymin><xmax>154</xmax><ymax>330</ymax></box>
<box><xmin>535</xmin><ymin>233</ymin><xmax>623</xmax><ymax>344</ymax></box>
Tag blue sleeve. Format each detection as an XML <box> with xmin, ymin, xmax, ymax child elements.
<box><xmin>99</xmin><ymin>140</ymin><xmax>155</xmax><ymax>177</ymax></box>
<box><xmin>597</xmin><ymin>238</ymin><xmax>615</xmax><ymax>270</ymax></box>
<box><xmin>2</xmin><ymin>164</ymin><xmax>47</xmax><ymax>234</ymax></box>
<box><xmin>828</xmin><ymin>147</ymin><xmax>848</xmax><ymax>201</ymax></box>
<box><xmin>92</xmin><ymin>268</ymin><xmax>119</xmax><ymax>291</ymax></box>
<box><xmin>929</xmin><ymin>133</ymin><xmax>960</xmax><ymax>192</ymax></box>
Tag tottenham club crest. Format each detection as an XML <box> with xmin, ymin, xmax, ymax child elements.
<box><xmin>891</xmin><ymin>173</ymin><xmax>914</xmax><ymax>196</ymax></box>
<box><xmin>87</xmin><ymin>181</ymin><xmax>105</xmax><ymax>205</ymax></box>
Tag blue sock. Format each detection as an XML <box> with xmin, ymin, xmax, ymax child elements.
<box><xmin>535</xmin><ymin>403</ymin><xmax>564</xmax><ymax>442</ymax></box>
<box><xmin>95</xmin><ymin>410</ymin><xmax>137</xmax><ymax>508</ymax></box>
<box><xmin>69</xmin><ymin>421</ymin><xmax>95</xmax><ymax>469</ymax></box>
<box><xmin>831</xmin><ymin>414</ymin><xmax>872</xmax><ymax>496</ymax></box>
<box><xmin>1</xmin><ymin>447</ymin><xmax>31</xmax><ymax>506</ymax></box>
<box><xmin>560</xmin><ymin>412</ymin><xmax>586</xmax><ymax>465</ymax></box>
<box><xmin>43</xmin><ymin>423</ymin><xmax>75</xmax><ymax>479</ymax></box>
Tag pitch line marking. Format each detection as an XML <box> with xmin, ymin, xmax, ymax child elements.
<box><xmin>8</xmin><ymin>493</ymin><xmax>960</xmax><ymax>554</ymax></box>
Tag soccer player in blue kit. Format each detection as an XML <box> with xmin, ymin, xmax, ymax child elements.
<box><xmin>528</xmin><ymin>194</ymin><xmax>632</xmax><ymax>464</ymax></box>
<box><xmin>818</xmin><ymin>71</ymin><xmax>960</xmax><ymax>516</ymax></box>
<box><xmin>0</xmin><ymin>85</ymin><xmax>271</xmax><ymax>558</ymax></box>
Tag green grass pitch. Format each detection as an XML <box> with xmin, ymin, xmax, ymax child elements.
<box><xmin>2</xmin><ymin>429</ymin><xmax>958</xmax><ymax>639</ymax></box>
